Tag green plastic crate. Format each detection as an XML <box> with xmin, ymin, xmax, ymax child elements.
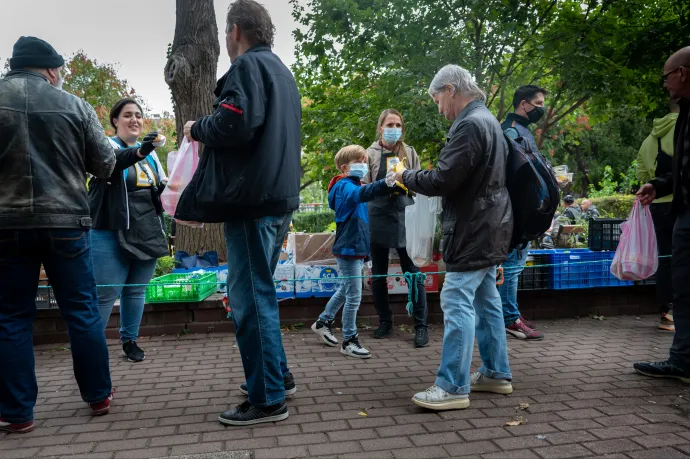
<box><xmin>146</xmin><ymin>272</ymin><xmax>217</xmax><ymax>303</ymax></box>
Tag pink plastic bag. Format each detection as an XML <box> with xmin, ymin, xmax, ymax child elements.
<box><xmin>161</xmin><ymin>138</ymin><xmax>203</xmax><ymax>228</ymax></box>
<box><xmin>610</xmin><ymin>200</ymin><xmax>658</xmax><ymax>281</ymax></box>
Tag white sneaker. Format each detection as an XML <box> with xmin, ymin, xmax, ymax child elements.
<box><xmin>470</xmin><ymin>372</ymin><xmax>513</xmax><ymax>394</ymax></box>
<box><xmin>412</xmin><ymin>385</ymin><xmax>470</xmax><ymax>411</ymax></box>
<box><xmin>312</xmin><ymin>320</ymin><xmax>338</xmax><ymax>347</ymax></box>
<box><xmin>340</xmin><ymin>336</ymin><xmax>371</xmax><ymax>359</ymax></box>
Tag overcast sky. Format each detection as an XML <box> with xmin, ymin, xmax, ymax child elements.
<box><xmin>0</xmin><ymin>0</ymin><xmax>298</xmax><ymax>114</ymax></box>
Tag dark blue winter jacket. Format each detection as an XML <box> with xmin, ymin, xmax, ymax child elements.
<box><xmin>328</xmin><ymin>175</ymin><xmax>390</xmax><ymax>257</ymax></box>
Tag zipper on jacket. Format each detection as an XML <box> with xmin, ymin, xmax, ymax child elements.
<box><xmin>123</xmin><ymin>173</ymin><xmax>130</xmax><ymax>230</ymax></box>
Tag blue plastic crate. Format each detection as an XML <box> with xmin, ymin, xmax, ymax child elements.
<box><xmin>548</xmin><ymin>249</ymin><xmax>633</xmax><ymax>290</ymax></box>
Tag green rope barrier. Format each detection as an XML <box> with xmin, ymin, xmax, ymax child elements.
<box><xmin>33</xmin><ymin>254</ymin><xmax>671</xmax><ymax>289</ymax></box>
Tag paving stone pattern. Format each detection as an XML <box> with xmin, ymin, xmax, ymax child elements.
<box><xmin>3</xmin><ymin>315</ymin><xmax>690</xmax><ymax>458</ymax></box>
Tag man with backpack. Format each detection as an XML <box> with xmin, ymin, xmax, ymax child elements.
<box><xmin>499</xmin><ymin>85</ymin><xmax>551</xmax><ymax>341</ymax></box>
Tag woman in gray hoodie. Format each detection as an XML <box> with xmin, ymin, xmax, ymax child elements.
<box><xmin>362</xmin><ymin>109</ymin><xmax>429</xmax><ymax>348</ymax></box>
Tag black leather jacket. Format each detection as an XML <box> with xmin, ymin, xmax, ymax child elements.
<box><xmin>403</xmin><ymin>100</ymin><xmax>513</xmax><ymax>272</ymax></box>
<box><xmin>0</xmin><ymin>71</ymin><xmax>117</xmax><ymax>229</ymax></box>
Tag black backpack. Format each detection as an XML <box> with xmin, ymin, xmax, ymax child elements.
<box><xmin>503</xmin><ymin>129</ymin><xmax>560</xmax><ymax>250</ymax></box>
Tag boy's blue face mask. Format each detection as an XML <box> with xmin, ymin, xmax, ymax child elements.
<box><xmin>349</xmin><ymin>163</ymin><xmax>368</xmax><ymax>179</ymax></box>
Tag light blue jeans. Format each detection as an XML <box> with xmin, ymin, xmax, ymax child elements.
<box><xmin>436</xmin><ymin>266</ymin><xmax>512</xmax><ymax>394</ymax></box>
<box><xmin>498</xmin><ymin>243</ymin><xmax>530</xmax><ymax>327</ymax></box>
<box><xmin>91</xmin><ymin>230</ymin><xmax>157</xmax><ymax>342</ymax></box>
<box><xmin>319</xmin><ymin>257</ymin><xmax>364</xmax><ymax>340</ymax></box>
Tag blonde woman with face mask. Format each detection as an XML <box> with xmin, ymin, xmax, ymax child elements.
<box><xmin>362</xmin><ymin>109</ymin><xmax>429</xmax><ymax>348</ymax></box>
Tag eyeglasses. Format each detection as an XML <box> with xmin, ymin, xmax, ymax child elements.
<box><xmin>663</xmin><ymin>66</ymin><xmax>685</xmax><ymax>82</ymax></box>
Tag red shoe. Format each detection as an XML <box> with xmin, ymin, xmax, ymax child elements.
<box><xmin>0</xmin><ymin>419</ymin><xmax>35</xmax><ymax>434</ymax></box>
<box><xmin>506</xmin><ymin>318</ymin><xmax>544</xmax><ymax>340</ymax></box>
<box><xmin>519</xmin><ymin>315</ymin><xmax>538</xmax><ymax>329</ymax></box>
<box><xmin>90</xmin><ymin>392</ymin><xmax>114</xmax><ymax>416</ymax></box>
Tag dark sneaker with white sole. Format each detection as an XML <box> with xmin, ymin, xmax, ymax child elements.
<box><xmin>122</xmin><ymin>340</ymin><xmax>145</xmax><ymax>362</ymax></box>
<box><xmin>341</xmin><ymin>335</ymin><xmax>371</xmax><ymax>359</ymax></box>
<box><xmin>239</xmin><ymin>372</ymin><xmax>297</xmax><ymax>396</ymax></box>
<box><xmin>311</xmin><ymin>319</ymin><xmax>338</xmax><ymax>346</ymax></box>
<box><xmin>218</xmin><ymin>400</ymin><xmax>288</xmax><ymax>426</ymax></box>
<box><xmin>634</xmin><ymin>361</ymin><xmax>690</xmax><ymax>383</ymax></box>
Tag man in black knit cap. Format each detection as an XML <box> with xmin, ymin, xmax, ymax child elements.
<box><xmin>0</xmin><ymin>36</ymin><xmax>125</xmax><ymax>433</ymax></box>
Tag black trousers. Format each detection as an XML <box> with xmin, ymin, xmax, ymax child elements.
<box><xmin>669</xmin><ymin>210</ymin><xmax>690</xmax><ymax>370</ymax></box>
<box><xmin>370</xmin><ymin>243</ymin><xmax>428</xmax><ymax>328</ymax></box>
<box><xmin>650</xmin><ymin>203</ymin><xmax>675</xmax><ymax>311</ymax></box>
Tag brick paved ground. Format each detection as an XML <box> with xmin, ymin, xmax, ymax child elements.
<box><xmin>3</xmin><ymin>314</ymin><xmax>690</xmax><ymax>458</ymax></box>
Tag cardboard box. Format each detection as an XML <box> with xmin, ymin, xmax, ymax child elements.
<box><xmin>363</xmin><ymin>264</ymin><xmax>440</xmax><ymax>294</ymax></box>
<box><xmin>173</xmin><ymin>264</ymin><xmax>228</xmax><ymax>293</ymax></box>
<box><xmin>295</xmin><ymin>263</ymin><xmax>343</xmax><ymax>298</ymax></box>
<box><xmin>274</xmin><ymin>263</ymin><xmax>295</xmax><ymax>299</ymax></box>
<box><xmin>287</xmin><ymin>233</ymin><xmax>336</xmax><ymax>265</ymax></box>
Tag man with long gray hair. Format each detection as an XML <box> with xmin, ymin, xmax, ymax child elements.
<box><xmin>395</xmin><ymin>64</ymin><xmax>513</xmax><ymax>410</ymax></box>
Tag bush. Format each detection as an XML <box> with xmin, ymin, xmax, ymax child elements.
<box><xmin>292</xmin><ymin>210</ymin><xmax>335</xmax><ymax>233</ymax></box>
<box><xmin>589</xmin><ymin>195</ymin><xmax>635</xmax><ymax>218</ymax></box>
<box><xmin>155</xmin><ymin>256</ymin><xmax>176</xmax><ymax>278</ymax></box>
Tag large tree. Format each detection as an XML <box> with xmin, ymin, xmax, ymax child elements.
<box><xmin>164</xmin><ymin>0</ymin><xmax>225</xmax><ymax>260</ymax></box>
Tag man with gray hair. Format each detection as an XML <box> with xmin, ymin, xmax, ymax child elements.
<box><xmin>395</xmin><ymin>64</ymin><xmax>513</xmax><ymax>410</ymax></box>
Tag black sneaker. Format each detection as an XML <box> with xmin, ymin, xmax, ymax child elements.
<box><xmin>218</xmin><ymin>400</ymin><xmax>288</xmax><ymax>426</ymax></box>
<box><xmin>374</xmin><ymin>322</ymin><xmax>393</xmax><ymax>339</ymax></box>
<box><xmin>311</xmin><ymin>319</ymin><xmax>338</xmax><ymax>346</ymax></box>
<box><xmin>341</xmin><ymin>335</ymin><xmax>371</xmax><ymax>359</ymax></box>
<box><xmin>414</xmin><ymin>327</ymin><xmax>429</xmax><ymax>348</ymax></box>
<box><xmin>239</xmin><ymin>372</ymin><xmax>297</xmax><ymax>396</ymax></box>
<box><xmin>122</xmin><ymin>341</ymin><xmax>145</xmax><ymax>362</ymax></box>
<box><xmin>634</xmin><ymin>361</ymin><xmax>690</xmax><ymax>383</ymax></box>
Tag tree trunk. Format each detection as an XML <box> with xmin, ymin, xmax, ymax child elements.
<box><xmin>164</xmin><ymin>0</ymin><xmax>226</xmax><ymax>262</ymax></box>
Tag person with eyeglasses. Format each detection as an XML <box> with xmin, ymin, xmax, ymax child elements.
<box><xmin>635</xmin><ymin>47</ymin><xmax>690</xmax><ymax>383</ymax></box>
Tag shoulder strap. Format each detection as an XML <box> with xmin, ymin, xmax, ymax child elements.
<box><xmin>504</xmin><ymin>126</ymin><xmax>520</xmax><ymax>140</ymax></box>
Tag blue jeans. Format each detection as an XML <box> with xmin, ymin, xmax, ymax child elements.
<box><xmin>436</xmin><ymin>267</ymin><xmax>512</xmax><ymax>394</ymax></box>
<box><xmin>498</xmin><ymin>244</ymin><xmax>530</xmax><ymax>327</ymax></box>
<box><xmin>319</xmin><ymin>257</ymin><xmax>364</xmax><ymax>340</ymax></box>
<box><xmin>91</xmin><ymin>230</ymin><xmax>157</xmax><ymax>342</ymax></box>
<box><xmin>225</xmin><ymin>213</ymin><xmax>292</xmax><ymax>407</ymax></box>
<box><xmin>0</xmin><ymin>229</ymin><xmax>112</xmax><ymax>423</ymax></box>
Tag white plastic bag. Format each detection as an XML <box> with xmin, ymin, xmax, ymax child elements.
<box><xmin>161</xmin><ymin>138</ymin><xmax>203</xmax><ymax>228</ymax></box>
<box><xmin>610</xmin><ymin>200</ymin><xmax>658</xmax><ymax>281</ymax></box>
<box><xmin>405</xmin><ymin>194</ymin><xmax>442</xmax><ymax>267</ymax></box>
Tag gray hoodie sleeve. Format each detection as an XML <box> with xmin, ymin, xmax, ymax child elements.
<box><xmin>82</xmin><ymin>101</ymin><xmax>116</xmax><ymax>179</ymax></box>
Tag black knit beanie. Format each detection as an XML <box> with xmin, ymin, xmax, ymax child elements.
<box><xmin>9</xmin><ymin>36</ymin><xmax>65</xmax><ymax>70</ymax></box>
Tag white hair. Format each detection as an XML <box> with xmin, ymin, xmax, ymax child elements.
<box><xmin>428</xmin><ymin>64</ymin><xmax>486</xmax><ymax>103</ymax></box>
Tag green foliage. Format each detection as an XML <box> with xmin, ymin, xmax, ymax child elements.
<box><xmin>155</xmin><ymin>256</ymin><xmax>176</xmax><ymax>278</ymax></box>
<box><xmin>62</xmin><ymin>51</ymin><xmax>147</xmax><ymax>131</ymax></box>
<box><xmin>292</xmin><ymin>211</ymin><xmax>335</xmax><ymax>233</ymax></box>
<box><xmin>587</xmin><ymin>162</ymin><xmax>640</xmax><ymax>198</ymax></box>
<box><xmin>292</xmin><ymin>0</ymin><xmax>686</xmax><ymax>195</ymax></box>
<box><xmin>589</xmin><ymin>195</ymin><xmax>636</xmax><ymax>218</ymax></box>
<box><xmin>300</xmin><ymin>181</ymin><xmax>328</xmax><ymax>204</ymax></box>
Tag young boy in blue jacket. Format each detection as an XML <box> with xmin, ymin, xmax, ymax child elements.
<box><xmin>312</xmin><ymin>145</ymin><xmax>395</xmax><ymax>358</ymax></box>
